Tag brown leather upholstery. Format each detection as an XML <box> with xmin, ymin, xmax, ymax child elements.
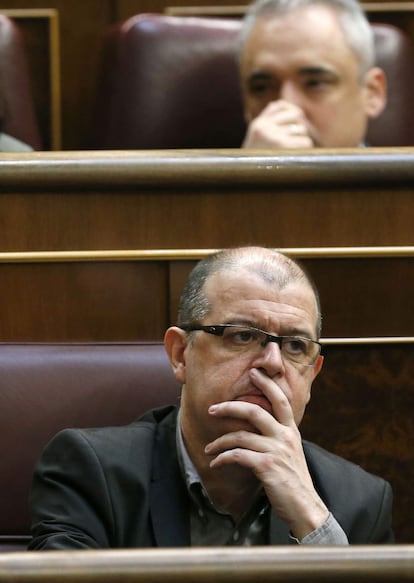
<box><xmin>91</xmin><ymin>15</ymin><xmax>245</xmax><ymax>149</ymax></box>
<box><xmin>91</xmin><ymin>14</ymin><xmax>414</xmax><ymax>149</ymax></box>
<box><xmin>0</xmin><ymin>342</ymin><xmax>180</xmax><ymax>551</ymax></box>
<box><xmin>369</xmin><ymin>24</ymin><xmax>414</xmax><ymax>146</ymax></box>
<box><xmin>0</xmin><ymin>14</ymin><xmax>41</xmax><ymax>150</ymax></box>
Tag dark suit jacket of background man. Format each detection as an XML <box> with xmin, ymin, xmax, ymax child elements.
<box><xmin>29</xmin><ymin>406</ymin><xmax>394</xmax><ymax>549</ymax></box>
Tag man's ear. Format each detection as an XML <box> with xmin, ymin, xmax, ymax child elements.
<box><xmin>305</xmin><ymin>354</ymin><xmax>324</xmax><ymax>406</ymax></box>
<box><xmin>364</xmin><ymin>66</ymin><xmax>387</xmax><ymax>119</ymax></box>
<box><xmin>164</xmin><ymin>326</ymin><xmax>188</xmax><ymax>384</ymax></box>
<box><xmin>312</xmin><ymin>354</ymin><xmax>324</xmax><ymax>381</ymax></box>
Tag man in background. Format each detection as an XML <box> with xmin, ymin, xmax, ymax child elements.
<box><xmin>240</xmin><ymin>0</ymin><xmax>387</xmax><ymax>148</ymax></box>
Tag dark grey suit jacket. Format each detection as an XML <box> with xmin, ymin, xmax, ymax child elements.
<box><xmin>29</xmin><ymin>406</ymin><xmax>394</xmax><ymax>549</ymax></box>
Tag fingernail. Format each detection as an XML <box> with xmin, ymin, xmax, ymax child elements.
<box><xmin>209</xmin><ymin>404</ymin><xmax>218</xmax><ymax>413</ymax></box>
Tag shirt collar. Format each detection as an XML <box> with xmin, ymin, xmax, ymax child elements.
<box><xmin>176</xmin><ymin>407</ymin><xmax>202</xmax><ymax>489</ymax></box>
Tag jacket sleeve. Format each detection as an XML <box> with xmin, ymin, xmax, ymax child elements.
<box><xmin>363</xmin><ymin>477</ymin><xmax>394</xmax><ymax>543</ymax></box>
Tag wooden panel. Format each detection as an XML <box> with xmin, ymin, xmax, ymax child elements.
<box><xmin>301</xmin><ymin>256</ymin><xmax>414</xmax><ymax>337</ymax></box>
<box><xmin>0</xmin><ymin>150</ymin><xmax>414</xmax><ymax>251</ymax></box>
<box><xmin>0</xmin><ymin>260</ymin><xmax>168</xmax><ymax>341</ymax></box>
<box><xmin>0</xmin><ymin>0</ymin><xmax>113</xmax><ymax>150</ymax></box>
<box><xmin>304</xmin><ymin>340</ymin><xmax>414</xmax><ymax>544</ymax></box>
<box><xmin>1</xmin><ymin>9</ymin><xmax>61</xmax><ymax>149</ymax></box>
<box><xmin>1</xmin><ymin>247</ymin><xmax>413</xmax><ymax>341</ymax></box>
<box><xmin>1</xmin><ymin>545</ymin><xmax>414</xmax><ymax>580</ymax></box>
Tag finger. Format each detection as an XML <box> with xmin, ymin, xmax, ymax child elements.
<box><xmin>261</xmin><ymin>100</ymin><xmax>307</xmax><ymax>123</ymax></box>
<box><xmin>205</xmin><ymin>428</ymin><xmax>270</xmax><ymax>457</ymax></box>
<box><xmin>288</xmin><ymin>123</ymin><xmax>307</xmax><ymax>136</ymax></box>
<box><xmin>208</xmin><ymin>400</ymin><xmax>277</xmax><ymax>436</ymax></box>
<box><xmin>260</xmin><ymin>99</ymin><xmax>304</xmax><ymax>117</ymax></box>
<box><xmin>245</xmin><ymin>125</ymin><xmax>313</xmax><ymax>148</ymax></box>
<box><xmin>253</xmin><ymin>116</ymin><xmax>313</xmax><ymax>145</ymax></box>
<box><xmin>258</xmin><ymin>102</ymin><xmax>312</xmax><ymax>143</ymax></box>
<box><xmin>208</xmin><ymin>446</ymin><xmax>268</xmax><ymax>471</ymax></box>
<box><xmin>249</xmin><ymin>368</ymin><xmax>295</xmax><ymax>426</ymax></box>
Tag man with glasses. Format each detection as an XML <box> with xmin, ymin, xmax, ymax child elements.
<box><xmin>29</xmin><ymin>247</ymin><xmax>393</xmax><ymax>549</ymax></box>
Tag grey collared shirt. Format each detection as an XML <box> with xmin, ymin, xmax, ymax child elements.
<box><xmin>0</xmin><ymin>132</ymin><xmax>32</xmax><ymax>152</ymax></box>
<box><xmin>176</xmin><ymin>410</ymin><xmax>348</xmax><ymax>545</ymax></box>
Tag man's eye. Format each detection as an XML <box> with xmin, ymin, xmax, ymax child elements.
<box><xmin>248</xmin><ymin>82</ymin><xmax>270</xmax><ymax>95</ymax></box>
<box><xmin>284</xmin><ymin>338</ymin><xmax>307</xmax><ymax>354</ymax></box>
<box><xmin>228</xmin><ymin>329</ymin><xmax>257</xmax><ymax>344</ymax></box>
<box><xmin>305</xmin><ymin>78</ymin><xmax>334</xmax><ymax>90</ymax></box>
<box><xmin>248</xmin><ymin>79</ymin><xmax>280</xmax><ymax>96</ymax></box>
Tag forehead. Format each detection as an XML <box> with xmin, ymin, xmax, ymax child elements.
<box><xmin>203</xmin><ymin>268</ymin><xmax>318</xmax><ymax>333</ymax></box>
<box><xmin>242</xmin><ymin>5</ymin><xmax>358</xmax><ymax>73</ymax></box>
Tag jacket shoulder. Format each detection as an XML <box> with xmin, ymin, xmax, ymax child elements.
<box><xmin>303</xmin><ymin>439</ymin><xmax>389</xmax><ymax>492</ymax></box>
<box><xmin>56</xmin><ymin>405</ymin><xmax>178</xmax><ymax>456</ymax></box>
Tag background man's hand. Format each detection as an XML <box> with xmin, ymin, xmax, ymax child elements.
<box><xmin>242</xmin><ymin>100</ymin><xmax>314</xmax><ymax>149</ymax></box>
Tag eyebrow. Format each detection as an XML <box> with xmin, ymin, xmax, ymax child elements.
<box><xmin>298</xmin><ymin>67</ymin><xmax>340</xmax><ymax>81</ymax></box>
<box><xmin>247</xmin><ymin>67</ymin><xmax>339</xmax><ymax>82</ymax></box>
<box><xmin>247</xmin><ymin>71</ymin><xmax>273</xmax><ymax>82</ymax></box>
<box><xmin>224</xmin><ymin>318</ymin><xmax>258</xmax><ymax>328</ymax></box>
<box><xmin>224</xmin><ymin>319</ymin><xmax>315</xmax><ymax>340</ymax></box>
<box><xmin>298</xmin><ymin>66</ymin><xmax>337</xmax><ymax>76</ymax></box>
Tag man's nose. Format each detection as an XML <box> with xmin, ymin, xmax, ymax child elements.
<box><xmin>279</xmin><ymin>81</ymin><xmax>301</xmax><ymax>105</ymax></box>
<box><xmin>251</xmin><ymin>340</ymin><xmax>285</xmax><ymax>377</ymax></box>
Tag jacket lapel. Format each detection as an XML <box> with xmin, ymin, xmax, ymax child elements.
<box><xmin>150</xmin><ymin>408</ymin><xmax>191</xmax><ymax>547</ymax></box>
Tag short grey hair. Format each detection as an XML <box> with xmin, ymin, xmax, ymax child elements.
<box><xmin>177</xmin><ymin>247</ymin><xmax>322</xmax><ymax>339</ymax></box>
<box><xmin>239</xmin><ymin>0</ymin><xmax>375</xmax><ymax>78</ymax></box>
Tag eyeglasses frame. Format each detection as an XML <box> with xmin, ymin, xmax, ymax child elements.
<box><xmin>179</xmin><ymin>323</ymin><xmax>322</xmax><ymax>366</ymax></box>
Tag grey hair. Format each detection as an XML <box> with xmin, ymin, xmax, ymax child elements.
<box><xmin>239</xmin><ymin>0</ymin><xmax>375</xmax><ymax>78</ymax></box>
<box><xmin>177</xmin><ymin>247</ymin><xmax>322</xmax><ymax>339</ymax></box>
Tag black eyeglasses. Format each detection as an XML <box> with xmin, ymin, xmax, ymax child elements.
<box><xmin>180</xmin><ymin>324</ymin><xmax>321</xmax><ymax>367</ymax></box>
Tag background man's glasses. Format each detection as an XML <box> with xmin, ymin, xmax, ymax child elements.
<box><xmin>180</xmin><ymin>323</ymin><xmax>321</xmax><ymax>366</ymax></box>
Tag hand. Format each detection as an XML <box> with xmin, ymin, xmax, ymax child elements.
<box><xmin>205</xmin><ymin>368</ymin><xmax>329</xmax><ymax>540</ymax></box>
<box><xmin>242</xmin><ymin>100</ymin><xmax>314</xmax><ymax>149</ymax></box>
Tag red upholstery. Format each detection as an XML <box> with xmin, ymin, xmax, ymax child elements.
<box><xmin>0</xmin><ymin>14</ymin><xmax>41</xmax><ymax>150</ymax></box>
<box><xmin>91</xmin><ymin>15</ymin><xmax>245</xmax><ymax>149</ymax></box>
<box><xmin>0</xmin><ymin>342</ymin><xmax>180</xmax><ymax>551</ymax></box>
<box><xmin>91</xmin><ymin>14</ymin><xmax>414</xmax><ymax>149</ymax></box>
